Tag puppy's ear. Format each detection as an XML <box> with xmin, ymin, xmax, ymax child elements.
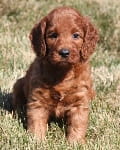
<box><xmin>80</xmin><ymin>17</ymin><xmax>99</xmax><ymax>61</ymax></box>
<box><xmin>29</xmin><ymin>17</ymin><xmax>47</xmax><ymax>57</ymax></box>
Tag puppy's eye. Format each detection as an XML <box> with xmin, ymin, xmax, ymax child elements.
<box><xmin>48</xmin><ymin>32</ymin><xmax>58</xmax><ymax>39</ymax></box>
<box><xmin>72</xmin><ymin>33</ymin><xmax>80</xmax><ymax>39</ymax></box>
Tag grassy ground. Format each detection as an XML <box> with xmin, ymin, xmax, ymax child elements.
<box><xmin>0</xmin><ymin>0</ymin><xmax>120</xmax><ymax>149</ymax></box>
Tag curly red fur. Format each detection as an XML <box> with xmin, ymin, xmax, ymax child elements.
<box><xmin>12</xmin><ymin>7</ymin><xmax>99</xmax><ymax>144</ymax></box>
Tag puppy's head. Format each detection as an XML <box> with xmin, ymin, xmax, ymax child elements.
<box><xmin>30</xmin><ymin>7</ymin><xmax>99</xmax><ymax>65</ymax></box>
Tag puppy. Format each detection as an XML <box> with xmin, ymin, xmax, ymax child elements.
<box><xmin>12</xmin><ymin>7</ymin><xmax>99</xmax><ymax>144</ymax></box>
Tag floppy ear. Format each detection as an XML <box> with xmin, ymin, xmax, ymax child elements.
<box><xmin>80</xmin><ymin>17</ymin><xmax>99</xmax><ymax>61</ymax></box>
<box><xmin>29</xmin><ymin>17</ymin><xmax>47</xmax><ymax>57</ymax></box>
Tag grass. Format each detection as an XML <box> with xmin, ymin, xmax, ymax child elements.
<box><xmin>0</xmin><ymin>0</ymin><xmax>120</xmax><ymax>149</ymax></box>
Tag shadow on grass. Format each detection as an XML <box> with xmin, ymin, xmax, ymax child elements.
<box><xmin>0</xmin><ymin>88</ymin><xmax>27</xmax><ymax>129</ymax></box>
<box><xmin>49</xmin><ymin>116</ymin><xmax>67</xmax><ymax>131</ymax></box>
<box><xmin>0</xmin><ymin>89</ymin><xmax>13</xmax><ymax>112</ymax></box>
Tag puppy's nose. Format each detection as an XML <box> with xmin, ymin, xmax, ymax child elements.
<box><xmin>59</xmin><ymin>49</ymin><xmax>70</xmax><ymax>58</ymax></box>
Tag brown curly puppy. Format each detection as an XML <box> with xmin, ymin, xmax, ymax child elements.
<box><xmin>12</xmin><ymin>7</ymin><xmax>99</xmax><ymax>144</ymax></box>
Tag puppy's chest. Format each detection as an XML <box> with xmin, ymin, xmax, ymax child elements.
<box><xmin>31</xmin><ymin>69</ymin><xmax>82</xmax><ymax>104</ymax></box>
<box><xmin>50</xmin><ymin>80</ymin><xmax>76</xmax><ymax>101</ymax></box>
<box><xmin>32</xmin><ymin>76</ymin><xmax>78</xmax><ymax>103</ymax></box>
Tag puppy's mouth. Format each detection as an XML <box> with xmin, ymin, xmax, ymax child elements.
<box><xmin>48</xmin><ymin>57</ymin><xmax>72</xmax><ymax>66</ymax></box>
<box><xmin>47</xmin><ymin>48</ymin><xmax>80</xmax><ymax>65</ymax></box>
<box><xmin>57</xmin><ymin>61</ymin><xmax>72</xmax><ymax>67</ymax></box>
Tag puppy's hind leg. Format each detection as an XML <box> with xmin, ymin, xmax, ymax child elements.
<box><xmin>12</xmin><ymin>78</ymin><xmax>27</xmax><ymax>117</ymax></box>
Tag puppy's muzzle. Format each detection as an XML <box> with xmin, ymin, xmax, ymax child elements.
<box><xmin>59</xmin><ymin>49</ymin><xmax>70</xmax><ymax>58</ymax></box>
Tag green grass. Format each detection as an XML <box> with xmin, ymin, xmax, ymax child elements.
<box><xmin>0</xmin><ymin>0</ymin><xmax>120</xmax><ymax>149</ymax></box>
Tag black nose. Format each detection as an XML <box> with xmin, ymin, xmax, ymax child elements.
<box><xmin>59</xmin><ymin>49</ymin><xmax>70</xmax><ymax>58</ymax></box>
